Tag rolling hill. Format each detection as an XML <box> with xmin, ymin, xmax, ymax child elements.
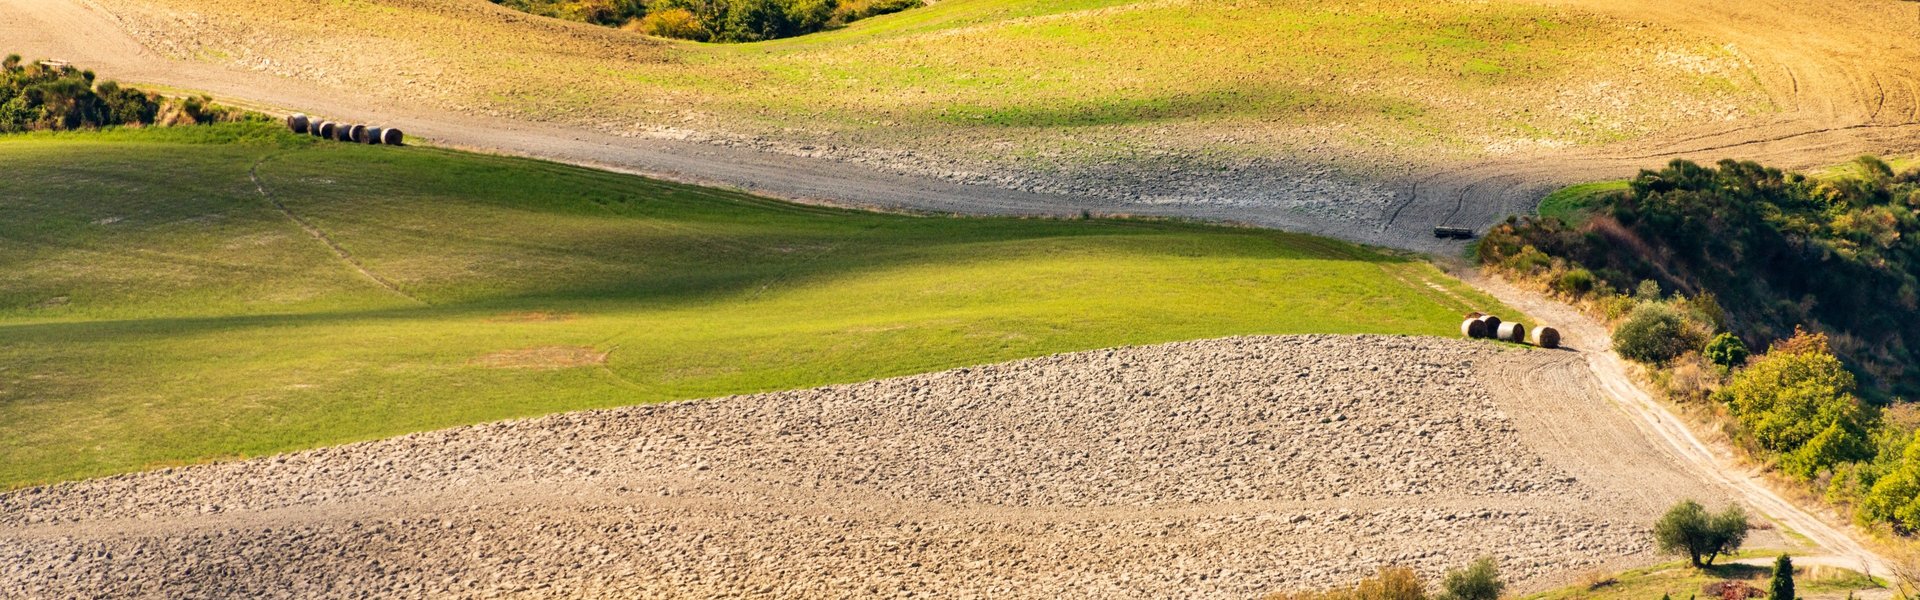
<box><xmin>0</xmin><ymin>123</ymin><xmax>1506</xmax><ymax>488</ymax></box>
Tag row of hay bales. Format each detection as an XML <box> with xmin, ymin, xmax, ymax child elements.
<box><xmin>1461</xmin><ymin>312</ymin><xmax>1559</xmax><ymax>348</ymax></box>
<box><xmin>286</xmin><ymin>113</ymin><xmax>403</xmax><ymax>146</ymax></box>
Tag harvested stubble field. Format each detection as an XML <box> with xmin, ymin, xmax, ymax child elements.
<box><xmin>0</xmin><ymin>336</ymin><xmax>1781</xmax><ymax>598</ymax></box>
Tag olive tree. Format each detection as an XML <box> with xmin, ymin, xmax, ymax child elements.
<box><xmin>1653</xmin><ymin>500</ymin><xmax>1749</xmax><ymax>567</ymax></box>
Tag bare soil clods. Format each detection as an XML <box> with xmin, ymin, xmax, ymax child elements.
<box><xmin>0</xmin><ymin>336</ymin><xmax>1771</xmax><ymax>598</ymax></box>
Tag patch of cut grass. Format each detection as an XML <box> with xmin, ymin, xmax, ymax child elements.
<box><xmin>0</xmin><ymin>124</ymin><xmax>1512</xmax><ymax>488</ymax></box>
<box><xmin>1537</xmin><ymin>180</ymin><xmax>1628</xmax><ymax>223</ymax></box>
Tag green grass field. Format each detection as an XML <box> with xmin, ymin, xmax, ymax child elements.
<box><xmin>0</xmin><ymin>123</ymin><xmax>1509</xmax><ymax>489</ymax></box>
<box><xmin>1536</xmin><ymin>180</ymin><xmax>1628</xmax><ymax>223</ymax></box>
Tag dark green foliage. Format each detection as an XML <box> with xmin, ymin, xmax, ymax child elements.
<box><xmin>1554</xmin><ymin>267</ymin><xmax>1597</xmax><ymax>295</ymax></box>
<box><xmin>492</xmin><ymin>0</ymin><xmax>920</xmax><ymax>41</ymax></box>
<box><xmin>1652</xmin><ymin>500</ymin><xmax>1748</xmax><ymax>567</ymax></box>
<box><xmin>0</xmin><ymin>56</ymin><xmax>244</xmax><ymax>133</ymax></box>
<box><xmin>0</xmin><ymin>57</ymin><xmax>159</xmax><ymax>133</ymax></box>
<box><xmin>490</xmin><ymin>0</ymin><xmax>647</xmax><ymax>26</ymax></box>
<box><xmin>1614</xmin><ymin>303</ymin><xmax>1699</xmax><ymax>365</ymax></box>
<box><xmin>1438</xmin><ymin>557</ymin><xmax>1503</xmax><ymax>600</ymax></box>
<box><xmin>1770</xmin><ymin>555</ymin><xmax>1794</xmax><ymax>600</ymax></box>
<box><xmin>1705</xmin><ymin>333</ymin><xmax>1750</xmax><ymax>369</ymax></box>
<box><xmin>1481</xmin><ymin>157</ymin><xmax>1920</xmax><ymax>396</ymax></box>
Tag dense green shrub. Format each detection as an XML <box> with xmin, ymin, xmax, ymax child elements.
<box><xmin>1438</xmin><ymin>557</ymin><xmax>1503</xmax><ymax>600</ymax></box>
<box><xmin>1653</xmin><ymin>499</ymin><xmax>1749</xmax><ymax>567</ymax></box>
<box><xmin>1705</xmin><ymin>333</ymin><xmax>1750</xmax><ymax>369</ymax></box>
<box><xmin>0</xmin><ymin>55</ymin><xmax>248</xmax><ymax>134</ymax></box>
<box><xmin>1860</xmin><ymin>431</ymin><xmax>1920</xmax><ymax>531</ymax></box>
<box><xmin>636</xmin><ymin>7</ymin><xmax>708</xmax><ymax>39</ymax></box>
<box><xmin>493</xmin><ymin>0</ymin><xmax>920</xmax><ymax>41</ymax></box>
<box><xmin>1613</xmin><ymin>303</ymin><xmax>1699</xmax><ymax>365</ymax></box>
<box><xmin>1481</xmin><ymin>157</ymin><xmax>1920</xmax><ymax>396</ymax></box>
<box><xmin>1</xmin><ymin>56</ymin><xmax>160</xmax><ymax>133</ymax></box>
<box><xmin>1717</xmin><ymin>330</ymin><xmax>1873</xmax><ymax>480</ymax></box>
<box><xmin>1265</xmin><ymin>567</ymin><xmax>1427</xmax><ymax>600</ymax></box>
<box><xmin>491</xmin><ymin>0</ymin><xmax>646</xmax><ymax>26</ymax></box>
<box><xmin>1553</xmin><ymin>267</ymin><xmax>1596</xmax><ymax>296</ymax></box>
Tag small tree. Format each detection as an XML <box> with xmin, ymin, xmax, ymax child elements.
<box><xmin>1615</xmin><ymin>303</ymin><xmax>1699</xmax><ymax>365</ymax></box>
<box><xmin>1704</xmin><ymin>333</ymin><xmax>1749</xmax><ymax>369</ymax></box>
<box><xmin>1770</xmin><ymin>554</ymin><xmax>1795</xmax><ymax>600</ymax></box>
<box><xmin>1654</xmin><ymin>500</ymin><xmax>1750</xmax><ymax>567</ymax></box>
<box><xmin>1439</xmin><ymin>557</ymin><xmax>1503</xmax><ymax>600</ymax></box>
<box><xmin>1717</xmin><ymin>329</ymin><xmax>1872</xmax><ymax>480</ymax></box>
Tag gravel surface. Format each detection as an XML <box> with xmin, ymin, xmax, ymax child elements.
<box><xmin>0</xmin><ymin>335</ymin><xmax>1773</xmax><ymax>599</ymax></box>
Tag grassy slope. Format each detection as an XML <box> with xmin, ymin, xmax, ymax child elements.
<box><xmin>98</xmin><ymin>0</ymin><xmax>1767</xmax><ymax>164</ymax></box>
<box><xmin>1536</xmin><ymin>180</ymin><xmax>1630</xmax><ymax>223</ymax></box>
<box><xmin>1525</xmin><ymin>556</ymin><xmax>1881</xmax><ymax>600</ymax></box>
<box><xmin>0</xmin><ymin>124</ymin><xmax>1509</xmax><ymax>488</ymax></box>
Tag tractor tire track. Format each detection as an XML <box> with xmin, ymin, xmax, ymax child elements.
<box><xmin>248</xmin><ymin>155</ymin><xmax>424</xmax><ymax>305</ymax></box>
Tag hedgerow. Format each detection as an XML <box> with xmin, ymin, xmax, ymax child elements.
<box><xmin>492</xmin><ymin>0</ymin><xmax>921</xmax><ymax>42</ymax></box>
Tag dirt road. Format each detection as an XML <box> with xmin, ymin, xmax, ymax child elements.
<box><xmin>1470</xmin><ymin>274</ymin><xmax>1893</xmax><ymax>579</ymax></box>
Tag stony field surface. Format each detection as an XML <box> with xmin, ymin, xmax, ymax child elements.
<box><xmin>0</xmin><ymin>335</ymin><xmax>1765</xmax><ymax>598</ymax></box>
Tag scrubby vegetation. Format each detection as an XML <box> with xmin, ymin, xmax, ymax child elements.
<box><xmin>489</xmin><ymin>0</ymin><xmax>920</xmax><ymax>41</ymax></box>
<box><xmin>1437</xmin><ymin>557</ymin><xmax>1503</xmax><ymax>600</ymax></box>
<box><xmin>1654</xmin><ymin>500</ymin><xmax>1749</xmax><ymax>567</ymax></box>
<box><xmin>1613</xmin><ymin>302</ymin><xmax>1703</xmax><ymax>366</ymax></box>
<box><xmin>1483</xmin><ymin>157</ymin><xmax>1920</xmax><ymax>396</ymax></box>
<box><xmin>1</xmin><ymin>54</ymin><xmax>242</xmax><ymax>132</ymax></box>
<box><xmin>1264</xmin><ymin>560</ymin><xmax>1504</xmax><ymax>600</ymax></box>
<box><xmin>1480</xmin><ymin>157</ymin><xmax>1920</xmax><ymax>534</ymax></box>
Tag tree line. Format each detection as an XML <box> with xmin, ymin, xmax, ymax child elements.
<box><xmin>1477</xmin><ymin>157</ymin><xmax>1920</xmax><ymax>534</ymax></box>
<box><xmin>490</xmin><ymin>0</ymin><xmax>922</xmax><ymax>42</ymax></box>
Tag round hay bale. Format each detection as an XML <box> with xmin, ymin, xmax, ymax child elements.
<box><xmin>379</xmin><ymin>128</ymin><xmax>404</xmax><ymax>146</ymax></box>
<box><xmin>1531</xmin><ymin>326</ymin><xmax>1561</xmax><ymax>349</ymax></box>
<box><xmin>349</xmin><ymin>124</ymin><xmax>368</xmax><ymax>144</ymax></box>
<box><xmin>287</xmin><ymin>113</ymin><xmax>309</xmax><ymax>134</ymax></box>
<box><xmin>365</xmin><ymin>126</ymin><xmax>385</xmax><ymax>145</ymax></box>
<box><xmin>316</xmin><ymin>121</ymin><xmax>337</xmax><ymax>139</ymax></box>
<box><xmin>1461</xmin><ymin>318</ymin><xmax>1488</xmax><ymax>339</ymax></box>
<box><xmin>1497</xmin><ymin>321</ymin><xmax>1527</xmax><ymax>343</ymax></box>
<box><xmin>1478</xmin><ymin>315</ymin><xmax>1502</xmax><ymax>333</ymax></box>
<box><xmin>334</xmin><ymin>124</ymin><xmax>355</xmax><ymax>142</ymax></box>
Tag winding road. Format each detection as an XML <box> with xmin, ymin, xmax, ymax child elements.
<box><xmin>2</xmin><ymin>0</ymin><xmax>1917</xmax><ymax>580</ymax></box>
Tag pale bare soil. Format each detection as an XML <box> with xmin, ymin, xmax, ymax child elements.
<box><xmin>0</xmin><ymin>336</ymin><xmax>1782</xmax><ymax>599</ymax></box>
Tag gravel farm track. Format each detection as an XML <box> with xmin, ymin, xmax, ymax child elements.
<box><xmin>0</xmin><ymin>0</ymin><xmax>1916</xmax><ymax>595</ymax></box>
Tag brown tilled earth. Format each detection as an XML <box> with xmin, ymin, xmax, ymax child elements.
<box><xmin>0</xmin><ymin>336</ymin><xmax>1780</xmax><ymax>599</ymax></box>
